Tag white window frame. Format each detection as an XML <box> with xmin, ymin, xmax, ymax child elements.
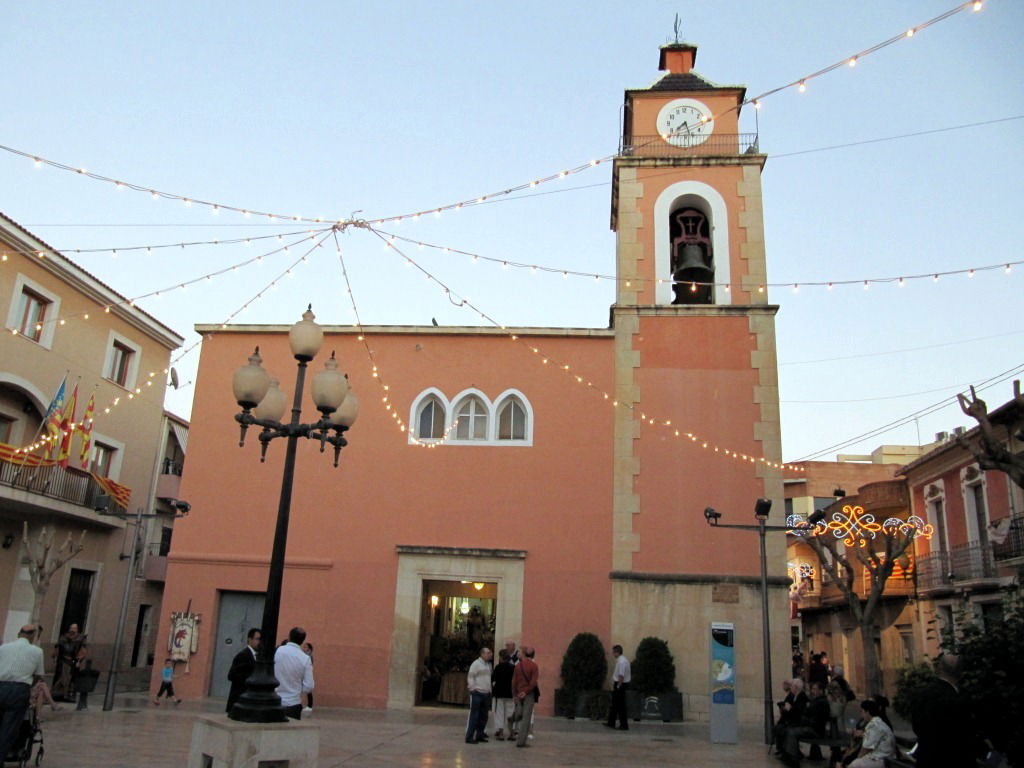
<box><xmin>924</xmin><ymin>483</ymin><xmax>950</xmax><ymax>555</ymax></box>
<box><xmin>102</xmin><ymin>330</ymin><xmax>142</xmax><ymax>390</ymax></box>
<box><xmin>960</xmin><ymin>464</ymin><xmax>990</xmax><ymax>545</ymax></box>
<box><xmin>5</xmin><ymin>274</ymin><xmax>62</xmax><ymax>349</ymax></box>
<box><xmin>407</xmin><ymin>388</ymin><xmax>534</xmax><ymax>447</ymax></box>
<box><xmin>450</xmin><ymin>390</ymin><xmax>490</xmax><ymax>443</ymax></box>
<box><xmin>408</xmin><ymin>388</ymin><xmax>449</xmax><ymax>444</ymax></box>
<box><xmin>87</xmin><ymin>433</ymin><xmax>125</xmax><ymax>481</ymax></box>
<box><xmin>493</xmin><ymin>389</ymin><xmax>533</xmax><ymax>445</ymax></box>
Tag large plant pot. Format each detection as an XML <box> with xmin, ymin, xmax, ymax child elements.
<box><xmin>627</xmin><ymin>690</ymin><xmax>683</xmax><ymax>722</ymax></box>
<box><xmin>554</xmin><ymin>689</ymin><xmax>609</xmax><ymax>720</ymax></box>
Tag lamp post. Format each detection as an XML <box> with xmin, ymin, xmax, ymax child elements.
<box><xmin>703</xmin><ymin>498</ymin><xmax>799</xmax><ymax>745</ymax></box>
<box><xmin>228</xmin><ymin>306</ymin><xmax>358</xmax><ymax>723</ymax></box>
<box><xmin>98</xmin><ymin>498</ymin><xmax>191</xmax><ymax>712</ymax></box>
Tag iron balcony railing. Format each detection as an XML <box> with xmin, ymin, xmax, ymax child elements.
<box><xmin>0</xmin><ymin>461</ymin><xmax>120</xmax><ymax>514</ymax></box>
<box><xmin>620</xmin><ymin>133</ymin><xmax>760</xmax><ymax>158</ymax></box>
<box><xmin>993</xmin><ymin>516</ymin><xmax>1024</xmax><ymax>561</ymax></box>
<box><xmin>917</xmin><ymin>543</ymin><xmax>999</xmax><ymax>591</ymax></box>
<box><xmin>161</xmin><ymin>457</ymin><xmax>184</xmax><ymax>476</ymax></box>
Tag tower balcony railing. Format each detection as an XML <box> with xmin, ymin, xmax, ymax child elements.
<box><xmin>620</xmin><ymin>133</ymin><xmax>760</xmax><ymax>158</ymax></box>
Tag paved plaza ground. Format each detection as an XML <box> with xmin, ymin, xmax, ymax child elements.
<box><xmin>36</xmin><ymin>693</ymin><xmax>787</xmax><ymax>768</ymax></box>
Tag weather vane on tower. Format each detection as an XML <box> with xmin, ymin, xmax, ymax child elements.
<box><xmin>673</xmin><ymin>14</ymin><xmax>682</xmax><ymax>44</ymax></box>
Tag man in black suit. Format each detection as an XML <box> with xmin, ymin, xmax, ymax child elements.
<box><xmin>225</xmin><ymin>628</ymin><xmax>261</xmax><ymax>713</ymax></box>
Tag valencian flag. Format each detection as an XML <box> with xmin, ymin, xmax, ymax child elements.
<box><xmin>57</xmin><ymin>384</ymin><xmax>78</xmax><ymax>468</ymax></box>
<box><xmin>79</xmin><ymin>393</ymin><xmax>95</xmax><ymax>470</ymax></box>
<box><xmin>43</xmin><ymin>376</ymin><xmax>67</xmax><ymax>459</ymax></box>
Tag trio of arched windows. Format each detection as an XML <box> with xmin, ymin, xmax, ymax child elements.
<box><xmin>410</xmin><ymin>389</ymin><xmax>532</xmax><ymax>445</ymax></box>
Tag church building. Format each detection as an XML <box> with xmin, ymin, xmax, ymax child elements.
<box><xmin>158</xmin><ymin>41</ymin><xmax>791</xmax><ymax>722</ymax></box>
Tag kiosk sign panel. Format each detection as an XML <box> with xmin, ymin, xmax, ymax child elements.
<box><xmin>710</xmin><ymin>621</ymin><xmax>737</xmax><ymax>743</ymax></box>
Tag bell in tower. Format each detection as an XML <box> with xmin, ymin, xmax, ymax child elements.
<box><xmin>669</xmin><ymin>207</ymin><xmax>714</xmax><ymax>304</ymax></box>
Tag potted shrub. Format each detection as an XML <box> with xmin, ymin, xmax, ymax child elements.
<box><xmin>556</xmin><ymin>632</ymin><xmax>608</xmax><ymax>719</ymax></box>
<box><xmin>628</xmin><ymin>636</ymin><xmax>683</xmax><ymax>722</ymax></box>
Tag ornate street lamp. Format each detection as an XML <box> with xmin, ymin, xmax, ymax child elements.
<box><xmin>228</xmin><ymin>306</ymin><xmax>358</xmax><ymax>723</ymax></box>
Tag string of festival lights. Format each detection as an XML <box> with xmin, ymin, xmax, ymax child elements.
<box><xmin>371</xmin><ymin>225</ymin><xmax>803</xmax><ymax>471</ymax></box>
<box><xmin>8</xmin><ymin>222</ymin><xmax>1017</xmax><ymax>299</ymax></box>
<box><xmin>10</xmin><ymin>230</ymin><xmax>336</xmax><ymax>457</ymax></box>
<box><xmin>373</xmin><ymin>229</ymin><xmax>1020</xmax><ymax>294</ymax></box>
<box><xmin>329</xmin><ymin>230</ymin><xmax>462</xmax><ymax>448</ymax></box>
<box><xmin>3</xmin><ymin>229</ymin><xmax>331</xmax><ymax>335</ymax></box>
<box><xmin>0</xmin><ymin>2</ymin><xmax>985</xmax><ymax>234</ymax></box>
<box><xmin>0</xmin><ymin>0</ymin><xmax>994</xmax><ymax>461</ymax></box>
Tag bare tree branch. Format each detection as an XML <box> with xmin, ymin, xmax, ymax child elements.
<box><xmin>20</xmin><ymin>523</ymin><xmax>86</xmax><ymax>627</ymax></box>
<box><xmin>957</xmin><ymin>382</ymin><xmax>1024</xmax><ymax>489</ymax></box>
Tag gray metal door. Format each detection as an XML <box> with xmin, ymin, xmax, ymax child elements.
<box><xmin>209</xmin><ymin>591</ymin><xmax>264</xmax><ymax>698</ymax></box>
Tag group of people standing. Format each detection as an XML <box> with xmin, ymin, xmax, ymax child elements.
<box><xmin>224</xmin><ymin>626</ymin><xmax>314</xmax><ymax>720</ymax></box>
<box><xmin>464</xmin><ymin>639</ymin><xmax>539</xmax><ymax>748</ymax></box>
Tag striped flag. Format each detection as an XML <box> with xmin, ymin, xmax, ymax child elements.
<box><xmin>79</xmin><ymin>393</ymin><xmax>96</xmax><ymax>470</ymax></box>
<box><xmin>57</xmin><ymin>384</ymin><xmax>78</xmax><ymax>468</ymax></box>
<box><xmin>43</xmin><ymin>376</ymin><xmax>67</xmax><ymax>459</ymax></box>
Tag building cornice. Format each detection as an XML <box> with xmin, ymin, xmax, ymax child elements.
<box><xmin>196</xmin><ymin>324</ymin><xmax>614</xmax><ymax>338</ymax></box>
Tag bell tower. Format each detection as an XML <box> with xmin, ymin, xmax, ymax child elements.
<box><xmin>608</xmin><ymin>42</ymin><xmax>787</xmax><ymax>720</ymax></box>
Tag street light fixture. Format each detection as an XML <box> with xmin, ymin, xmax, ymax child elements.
<box><xmin>702</xmin><ymin>498</ymin><xmax>800</xmax><ymax>745</ymax></box>
<box><xmin>228</xmin><ymin>306</ymin><xmax>358</xmax><ymax>723</ymax></box>
<box><xmin>100</xmin><ymin>500</ymin><xmax>191</xmax><ymax>712</ymax></box>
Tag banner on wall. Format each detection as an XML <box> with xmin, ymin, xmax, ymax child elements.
<box><xmin>710</xmin><ymin>621</ymin><xmax>737</xmax><ymax>744</ymax></box>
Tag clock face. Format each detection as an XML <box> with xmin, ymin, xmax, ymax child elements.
<box><xmin>656</xmin><ymin>98</ymin><xmax>714</xmax><ymax>147</ymax></box>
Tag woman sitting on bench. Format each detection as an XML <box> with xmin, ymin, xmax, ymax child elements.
<box><xmin>846</xmin><ymin>698</ymin><xmax>896</xmax><ymax>768</ymax></box>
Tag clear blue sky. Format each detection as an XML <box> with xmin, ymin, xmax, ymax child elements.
<box><xmin>3</xmin><ymin>1</ymin><xmax>1021</xmax><ymax>461</ymax></box>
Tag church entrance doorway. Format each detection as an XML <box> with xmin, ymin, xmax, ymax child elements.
<box><xmin>416</xmin><ymin>579</ymin><xmax>496</xmax><ymax>706</ymax></box>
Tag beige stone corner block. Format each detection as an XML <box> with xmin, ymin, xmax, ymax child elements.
<box><xmin>618</xmin><ymin>181</ymin><xmax>644</xmax><ymax>200</ymax></box>
<box><xmin>753</xmin><ymin>419</ymin><xmax>782</xmax><ymax>442</ymax></box>
<box><xmin>756</xmin><ymin>402</ymin><xmax>781</xmax><ymax>425</ymax></box>
<box><xmin>739</xmin><ymin>241</ymin><xmax>766</xmax><ymax>265</ymax></box>
<box><xmin>752</xmin><ymin>385</ymin><xmax>779</xmax><ymax>404</ymax></box>
<box><xmin>614</xmin><ymin>457</ymin><xmax>640</xmax><ymax>475</ymax></box>
<box><xmin>747</xmin><ymin>314</ymin><xmax>773</xmax><ymax>334</ymax></box>
<box><xmin>737</xmin><ymin>210</ymin><xmax>765</xmax><ymax>238</ymax></box>
<box><xmin>614</xmin><ymin>531</ymin><xmax>640</xmax><ymax>551</ymax></box>
<box><xmin>613</xmin><ymin>496</ymin><xmax>640</xmax><ymax>516</ymax></box>
<box><xmin>618</xmin><ymin>211</ymin><xmax>643</xmax><ymax>230</ymax></box>
<box><xmin>749</xmin><ymin>349</ymin><xmax>777</xmax><ymax>370</ymax></box>
<box><xmin>741</xmin><ymin>260</ymin><xmax>766</xmax><ymax>279</ymax></box>
<box><xmin>618</xmin><ymin>166</ymin><xmax>638</xmax><ymax>184</ymax></box>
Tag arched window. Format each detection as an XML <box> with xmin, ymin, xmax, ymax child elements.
<box><xmin>416</xmin><ymin>396</ymin><xmax>445</xmax><ymax>440</ymax></box>
<box><xmin>454</xmin><ymin>396</ymin><xmax>488</xmax><ymax>440</ymax></box>
<box><xmin>497</xmin><ymin>397</ymin><xmax>527</xmax><ymax>440</ymax></box>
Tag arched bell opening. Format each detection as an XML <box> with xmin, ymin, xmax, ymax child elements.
<box><xmin>669</xmin><ymin>205</ymin><xmax>714</xmax><ymax>305</ymax></box>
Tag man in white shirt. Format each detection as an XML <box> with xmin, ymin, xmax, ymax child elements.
<box><xmin>464</xmin><ymin>647</ymin><xmax>493</xmax><ymax>744</ymax></box>
<box><xmin>0</xmin><ymin>625</ymin><xmax>45</xmax><ymax>757</ymax></box>
<box><xmin>274</xmin><ymin>627</ymin><xmax>314</xmax><ymax>720</ymax></box>
<box><xmin>604</xmin><ymin>644</ymin><xmax>631</xmax><ymax>731</ymax></box>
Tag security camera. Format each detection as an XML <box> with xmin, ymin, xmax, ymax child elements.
<box><xmin>704</xmin><ymin>507</ymin><xmax>721</xmax><ymax>524</ymax></box>
<box><xmin>172</xmin><ymin>500</ymin><xmax>191</xmax><ymax>516</ymax></box>
<box><xmin>832</xmin><ymin>488</ymin><xmax>846</xmax><ymax>499</ymax></box>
